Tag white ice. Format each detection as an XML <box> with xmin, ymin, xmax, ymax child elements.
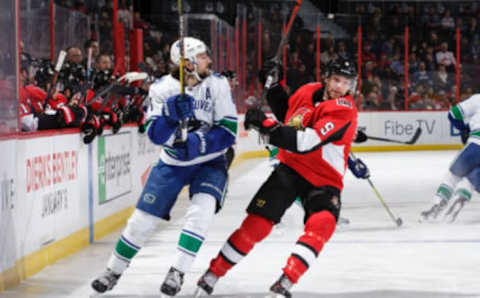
<box><xmin>2</xmin><ymin>150</ymin><xmax>480</xmax><ymax>298</ymax></box>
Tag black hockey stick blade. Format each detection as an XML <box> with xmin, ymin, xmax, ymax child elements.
<box><xmin>405</xmin><ymin>127</ymin><xmax>422</xmax><ymax>145</ymax></box>
<box><xmin>366</xmin><ymin>127</ymin><xmax>422</xmax><ymax>145</ymax></box>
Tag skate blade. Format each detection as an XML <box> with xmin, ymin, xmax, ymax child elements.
<box><xmin>193</xmin><ymin>287</ymin><xmax>208</xmax><ymax>297</ymax></box>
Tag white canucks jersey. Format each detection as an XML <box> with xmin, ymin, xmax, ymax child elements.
<box><xmin>450</xmin><ymin>94</ymin><xmax>480</xmax><ymax>144</ymax></box>
<box><xmin>146</xmin><ymin>73</ymin><xmax>237</xmax><ymax>166</ymax></box>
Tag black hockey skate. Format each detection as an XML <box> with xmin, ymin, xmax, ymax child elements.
<box><xmin>91</xmin><ymin>269</ymin><xmax>121</xmax><ymax>293</ymax></box>
<box><xmin>160</xmin><ymin>267</ymin><xmax>184</xmax><ymax>296</ymax></box>
<box><xmin>420</xmin><ymin>199</ymin><xmax>448</xmax><ymax>222</ymax></box>
<box><xmin>443</xmin><ymin>196</ymin><xmax>468</xmax><ymax>223</ymax></box>
<box><xmin>269</xmin><ymin>274</ymin><xmax>293</xmax><ymax>298</ymax></box>
<box><xmin>194</xmin><ymin>270</ymin><xmax>218</xmax><ymax>297</ymax></box>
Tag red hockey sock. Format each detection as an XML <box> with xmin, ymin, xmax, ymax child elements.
<box><xmin>209</xmin><ymin>214</ymin><xmax>273</xmax><ymax>277</ymax></box>
<box><xmin>283</xmin><ymin>211</ymin><xmax>336</xmax><ymax>283</ymax></box>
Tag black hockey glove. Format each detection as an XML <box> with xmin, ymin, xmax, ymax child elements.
<box><xmin>81</xmin><ymin>122</ymin><xmax>97</xmax><ymax>144</ymax></box>
<box><xmin>258</xmin><ymin>59</ymin><xmax>283</xmax><ymax>86</ymax></box>
<box><xmin>244</xmin><ymin>108</ymin><xmax>280</xmax><ymax>135</ymax></box>
<box><xmin>354</xmin><ymin>130</ymin><xmax>368</xmax><ymax>143</ymax></box>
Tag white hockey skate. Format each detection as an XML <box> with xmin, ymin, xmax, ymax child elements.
<box><xmin>160</xmin><ymin>267</ymin><xmax>184</xmax><ymax>297</ymax></box>
<box><xmin>91</xmin><ymin>269</ymin><xmax>121</xmax><ymax>293</ymax></box>
<box><xmin>443</xmin><ymin>196</ymin><xmax>469</xmax><ymax>223</ymax></box>
<box><xmin>194</xmin><ymin>270</ymin><xmax>218</xmax><ymax>297</ymax></box>
<box><xmin>419</xmin><ymin>199</ymin><xmax>448</xmax><ymax>222</ymax></box>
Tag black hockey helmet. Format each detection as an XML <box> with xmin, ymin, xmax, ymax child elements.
<box><xmin>327</xmin><ymin>58</ymin><xmax>357</xmax><ymax>79</ymax></box>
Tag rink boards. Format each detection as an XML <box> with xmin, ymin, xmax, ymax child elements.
<box><xmin>0</xmin><ymin>111</ymin><xmax>463</xmax><ymax>291</ymax></box>
<box><xmin>0</xmin><ymin>125</ymin><xmax>159</xmax><ymax>291</ymax></box>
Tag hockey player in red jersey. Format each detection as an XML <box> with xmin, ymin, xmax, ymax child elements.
<box><xmin>195</xmin><ymin>59</ymin><xmax>358</xmax><ymax>298</ymax></box>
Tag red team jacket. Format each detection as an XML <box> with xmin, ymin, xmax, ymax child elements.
<box><xmin>277</xmin><ymin>82</ymin><xmax>358</xmax><ymax>191</ymax></box>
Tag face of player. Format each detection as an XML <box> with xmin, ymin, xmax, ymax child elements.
<box><xmin>195</xmin><ymin>52</ymin><xmax>212</xmax><ymax>78</ymax></box>
<box><xmin>325</xmin><ymin>74</ymin><xmax>353</xmax><ymax>99</ymax></box>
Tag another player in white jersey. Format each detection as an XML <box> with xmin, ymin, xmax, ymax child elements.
<box><xmin>91</xmin><ymin>37</ymin><xmax>237</xmax><ymax>296</ymax></box>
<box><xmin>421</xmin><ymin>94</ymin><xmax>480</xmax><ymax>222</ymax></box>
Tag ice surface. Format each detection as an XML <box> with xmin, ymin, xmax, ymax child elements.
<box><xmin>3</xmin><ymin>151</ymin><xmax>480</xmax><ymax>298</ymax></box>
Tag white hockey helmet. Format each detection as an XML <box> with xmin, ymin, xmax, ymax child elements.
<box><xmin>170</xmin><ymin>37</ymin><xmax>208</xmax><ymax>66</ymax></box>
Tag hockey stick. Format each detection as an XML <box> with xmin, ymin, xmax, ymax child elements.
<box><xmin>350</xmin><ymin>153</ymin><xmax>403</xmax><ymax>227</ymax></box>
<box><xmin>176</xmin><ymin>0</ymin><xmax>188</xmax><ymax>143</ymax></box>
<box><xmin>366</xmin><ymin>178</ymin><xmax>403</xmax><ymax>227</ymax></box>
<box><xmin>259</xmin><ymin>0</ymin><xmax>302</xmax><ymax>106</ymax></box>
<box><xmin>43</xmin><ymin>50</ymin><xmax>67</xmax><ymax>109</ymax></box>
<box><xmin>366</xmin><ymin>127</ymin><xmax>422</xmax><ymax>145</ymax></box>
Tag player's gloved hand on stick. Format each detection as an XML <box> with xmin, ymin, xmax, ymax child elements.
<box><xmin>163</xmin><ymin>94</ymin><xmax>194</xmax><ymax>123</ymax></box>
<box><xmin>173</xmin><ymin>132</ymin><xmax>207</xmax><ymax>161</ymax></box>
<box><xmin>258</xmin><ymin>59</ymin><xmax>283</xmax><ymax>86</ymax></box>
<box><xmin>244</xmin><ymin>108</ymin><xmax>280</xmax><ymax>135</ymax></box>
<box><xmin>354</xmin><ymin>130</ymin><xmax>368</xmax><ymax>143</ymax></box>
<box><xmin>348</xmin><ymin>157</ymin><xmax>370</xmax><ymax>179</ymax></box>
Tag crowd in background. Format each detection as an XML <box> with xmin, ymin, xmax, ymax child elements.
<box><xmin>15</xmin><ymin>0</ymin><xmax>480</xmax><ymax>136</ymax></box>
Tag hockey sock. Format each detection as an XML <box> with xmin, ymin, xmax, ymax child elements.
<box><xmin>108</xmin><ymin>235</ymin><xmax>141</xmax><ymax>274</ymax></box>
<box><xmin>209</xmin><ymin>214</ymin><xmax>273</xmax><ymax>277</ymax></box>
<box><xmin>107</xmin><ymin>209</ymin><xmax>162</xmax><ymax>274</ymax></box>
<box><xmin>173</xmin><ymin>193</ymin><xmax>216</xmax><ymax>273</ymax></box>
<box><xmin>283</xmin><ymin>211</ymin><xmax>336</xmax><ymax>283</ymax></box>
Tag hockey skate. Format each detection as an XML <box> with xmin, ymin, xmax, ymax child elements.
<box><xmin>91</xmin><ymin>269</ymin><xmax>121</xmax><ymax>293</ymax></box>
<box><xmin>194</xmin><ymin>270</ymin><xmax>218</xmax><ymax>297</ymax></box>
<box><xmin>443</xmin><ymin>196</ymin><xmax>468</xmax><ymax>223</ymax></box>
<box><xmin>160</xmin><ymin>267</ymin><xmax>184</xmax><ymax>297</ymax></box>
<box><xmin>420</xmin><ymin>199</ymin><xmax>448</xmax><ymax>222</ymax></box>
<box><xmin>269</xmin><ymin>274</ymin><xmax>293</xmax><ymax>298</ymax></box>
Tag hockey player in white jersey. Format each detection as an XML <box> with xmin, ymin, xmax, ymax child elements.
<box><xmin>91</xmin><ymin>37</ymin><xmax>237</xmax><ymax>296</ymax></box>
<box><xmin>421</xmin><ymin>94</ymin><xmax>480</xmax><ymax>222</ymax></box>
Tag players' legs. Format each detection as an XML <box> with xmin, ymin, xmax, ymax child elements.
<box><xmin>271</xmin><ymin>187</ymin><xmax>340</xmax><ymax>297</ymax></box>
<box><xmin>162</xmin><ymin>156</ymin><xmax>228</xmax><ymax>296</ymax></box>
<box><xmin>444</xmin><ymin>177</ymin><xmax>475</xmax><ymax>222</ymax></box>
<box><xmin>422</xmin><ymin>143</ymin><xmax>480</xmax><ymax>220</ymax></box>
<box><xmin>195</xmin><ymin>164</ymin><xmax>302</xmax><ymax>296</ymax></box>
<box><xmin>92</xmin><ymin>161</ymin><xmax>186</xmax><ymax>293</ymax></box>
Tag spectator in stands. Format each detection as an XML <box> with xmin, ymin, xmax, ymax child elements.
<box><xmin>466</xmin><ymin>17</ymin><xmax>480</xmax><ymax>40</ymax></box>
<box><xmin>413</xmin><ymin>61</ymin><xmax>433</xmax><ymax>87</ymax></box>
<box><xmin>96</xmin><ymin>54</ymin><xmax>112</xmax><ymax>71</ymax></box>
<box><xmin>436</xmin><ymin>42</ymin><xmax>456</xmax><ymax>71</ymax></box>
<box><xmin>433</xmin><ymin>64</ymin><xmax>452</xmax><ymax>92</ymax></box>
<box><xmin>381</xmin><ymin>37</ymin><xmax>395</xmax><ymax>58</ymax></box>
<box><xmin>377</xmin><ymin>52</ymin><xmax>391</xmax><ymax>69</ymax></box>
<box><xmin>427</xmin><ymin>31</ymin><xmax>441</xmax><ymax>51</ymax></box>
<box><xmin>471</xmin><ymin>35</ymin><xmax>480</xmax><ymax>61</ymax></box>
<box><xmin>422</xmin><ymin>6</ymin><xmax>440</xmax><ymax>30</ymax></box>
<box><xmin>320</xmin><ymin>45</ymin><xmax>338</xmax><ymax>66</ymax></box>
<box><xmin>84</xmin><ymin>39</ymin><xmax>99</xmax><ymax>68</ymax></box>
<box><xmin>440</xmin><ymin>9</ymin><xmax>455</xmax><ymax>33</ymax></box>
<box><xmin>337</xmin><ymin>41</ymin><xmax>350</xmax><ymax>61</ymax></box>
<box><xmin>362</xmin><ymin>42</ymin><xmax>376</xmax><ymax>64</ymax></box>
<box><xmin>424</xmin><ymin>51</ymin><xmax>437</xmax><ymax>72</ymax></box>
<box><xmin>408</xmin><ymin>52</ymin><xmax>419</xmax><ymax>74</ymax></box>
<box><xmin>433</xmin><ymin>90</ymin><xmax>448</xmax><ymax>108</ymax></box>
<box><xmin>66</xmin><ymin>47</ymin><xmax>83</xmax><ymax>65</ymax></box>
<box><xmin>384</xmin><ymin>85</ymin><xmax>400</xmax><ymax>110</ymax></box>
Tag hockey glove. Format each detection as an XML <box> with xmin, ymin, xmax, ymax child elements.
<box><xmin>354</xmin><ymin>130</ymin><xmax>368</xmax><ymax>143</ymax></box>
<box><xmin>258</xmin><ymin>59</ymin><xmax>283</xmax><ymax>86</ymax></box>
<box><xmin>172</xmin><ymin>132</ymin><xmax>207</xmax><ymax>161</ymax></box>
<box><xmin>244</xmin><ymin>108</ymin><xmax>280</xmax><ymax>135</ymax></box>
<box><xmin>163</xmin><ymin>94</ymin><xmax>194</xmax><ymax>123</ymax></box>
<box><xmin>348</xmin><ymin>157</ymin><xmax>370</xmax><ymax>179</ymax></box>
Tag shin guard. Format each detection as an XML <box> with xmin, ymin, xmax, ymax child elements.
<box><xmin>283</xmin><ymin>211</ymin><xmax>336</xmax><ymax>283</ymax></box>
<box><xmin>209</xmin><ymin>214</ymin><xmax>273</xmax><ymax>277</ymax></box>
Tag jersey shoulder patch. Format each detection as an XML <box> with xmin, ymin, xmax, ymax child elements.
<box><xmin>336</xmin><ymin>97</ymin><xmax>353</xmax><ymax>109</ymax></box>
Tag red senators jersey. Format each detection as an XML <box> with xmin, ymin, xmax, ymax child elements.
<box><xmin>276</xmin><ymin>83</ymin><xmax>357</xmax><ymax>190</ymax></box>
